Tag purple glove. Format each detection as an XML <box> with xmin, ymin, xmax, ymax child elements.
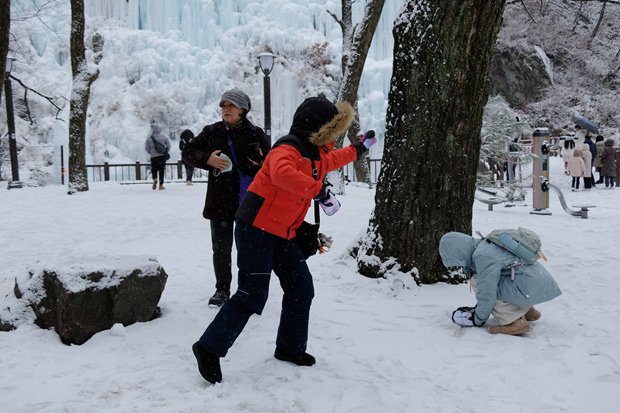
<box><xmin>318</xmin><ymin>191</ymin><xmax>341</xmax><ymax>216</ymax></box>
<box><xmin>355</xmin><ymin>130</ymin><xmax>376</xmax><ymax>159</ymax></box>
<box><xmin>360</xmin><ymin>130</ymin><xmax>377</xmax><ymax>149</ymax></box>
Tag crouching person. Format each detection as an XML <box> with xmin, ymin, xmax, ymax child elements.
<box><xmin>438</xmin><ymin>232</ymin><xmax>561</xmax><ymax>336</ymax></box>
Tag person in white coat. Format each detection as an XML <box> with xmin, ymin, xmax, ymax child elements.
<box><xmin>580</xmin><ymin>143</ymin><xmax>593</xmax><ymax>190</ymax></box>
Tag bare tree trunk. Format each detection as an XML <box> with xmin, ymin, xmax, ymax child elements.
<box><xmin>0</xmin><ymin>2</ymin><xmax>10</xmax><ymax>100</ymax></box>
<box><xmin>328</xmin><ymin>0</ymin><xmax>386</xmax><ymax>188</ymax></box>
<box><xmin>68</xmin><ymin>0</ymin><xmax>100</xmax><ymax>194</ymax></box>
<box><xmin>588</xmin><ymin>0</ymin><xmax>607</xmax><ymax>48</ymax></box>
<box><xmin>357</xmin><ymin>0</ymin><xmax>506</xmax><ymax>284</ymax></box>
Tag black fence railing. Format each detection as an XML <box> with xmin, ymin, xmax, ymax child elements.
<box><xmin>85</xmin><ymin>159</ymin><xmax>382</xmax><ymax>184</ymax></box>
<box><xmin>86</xmin><ymin>160</ymin><xmax>208</xmax><ymax>183</ymax></box>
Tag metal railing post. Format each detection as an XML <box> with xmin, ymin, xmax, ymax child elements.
<box><xmin>103</xmin><ymin>162</ymin><xmax>110</xmax><ymax>181</ymax></box>
<box><xmin>136</xmin><ymin>161</ymin><xmax>141</xmax><ymax>180</ymax></box>
<box><xmin>177</xmin><ymin>160</ymin><xmax>183</xmax><ymax>180</ymax></box>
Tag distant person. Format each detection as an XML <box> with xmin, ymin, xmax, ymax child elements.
<box><xmin>567</xmin><ymin>148</ymin><xmax>586</xmax><ymax>191</ymax></box>
<box><xmin>182</xmin><ymin>88</ymin><xmax>270</xmax><ymax>307</ymax></box>
<box><xmin>574</xmin><ymin>124</ymin><xmax>586</xmax><ymax>146</ymax></box>
<box><xmin>144</xmin><ymin>124</ymin><xmax>171</xmax><ymax>190</ymax></box>
<box><xmin>593</xmin><ymin>135</ymin><xmax>605</xmax><ymax>184</ymax></box>
<box><xmin>191</xmin><ymin>96</ymin><xmax>377</xmax><ymax>384</ymax></box>
<box><xmin>179</xmin><ymin>129</ymin><xmax>195</xmax><ymax>185</ymax></box>
<box><xmin>580</xmin><ymin>144</ymin><xmax>592</xmax><ymax>190</ymax></box>
<box><xmin>560</xmin><ymin>139</ymin><xmax>575</xmax><ymax>174</ymax></box>
<box><xmin>439</xmin><ymin>231</ymin><xmax>561</xmax><ymax>336</ymax></box>
<box><xmin>584</xmin><ymin>135</ymin><xmax>597</xmax><ymax>187</ymax></box>
<box><xmin>600</xmin><ymin>138</ymin><xmax>617</xmax><ymax>188</ymax></box>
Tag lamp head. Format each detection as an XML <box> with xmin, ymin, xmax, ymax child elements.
<box><xmin>257</xmin><ymin>52</ymin><xmax>276</xmax><ymax>76</ymax></box>
<box><xmin>5</xmin><ymin>56</ymin><xmax>15</xmax><ymax>75</ymax></box>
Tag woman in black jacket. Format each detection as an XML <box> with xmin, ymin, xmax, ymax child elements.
<box><xmin>182</xmin><ymin>89</ymin><xmax>270</xmax><ymax>306</ymax></box>
<box><xmin>178</xmin><ymin>129</ymin><xmax>195</xmax><ymax>184</ymax></box>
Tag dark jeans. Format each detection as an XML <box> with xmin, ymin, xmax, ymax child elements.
<box><xmin>571</xmin><ymin>177</ymin><xmax>580</xmax><ymax>189</ymax></box>
<box><xmin>183</xmin><ymin>162</ymin><xmax>194</xmax><ymax>182</ymax></box>
<box><xmin>150</xmin><ymin>155</ymin><xmax>166</xmax><ymax>184</ymax></box>
<box><xmin>210</xmin><ymin>219</ymin><xmax>234</xmax><ymax>292</ymax></box>
<box><xmin>199</xmin><ymin>220</ymin><xmax>314</xmax><ymax>357</ymax></box>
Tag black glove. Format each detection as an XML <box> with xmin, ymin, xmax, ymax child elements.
<box><xmin>314</xmin><ymin>182</ymin><xmax>341</xmax><ymax>216</ymax></box>
<box><xmin>353</xmin><ymin>130</ymin><xmax>377</xmax><ymax>159</ymax></box>
<box><xmin>314</xmin><ymin>182</ymin><xmax>331</xmax><ymax>202</ymax></box>
<box><xmin>451</xmin><ymin>306</ymin><xmax>477</xmax><ymax>327</ymax></box>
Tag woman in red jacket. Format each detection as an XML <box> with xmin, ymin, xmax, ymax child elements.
<box><xmin>192</xmin><ymin>96</ymin><xmax>377</xmax><ymax>384</ymax></box>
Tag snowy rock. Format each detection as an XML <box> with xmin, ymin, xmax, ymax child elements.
<box><xmin>489</xmin><ymin>41</ymin><xmax>553</xmax><ymax>108</ymax></box>
<box><xmin>2</xmin><ymin>255</ymin><xmax>167</xmax><ymax>345</ymax></box>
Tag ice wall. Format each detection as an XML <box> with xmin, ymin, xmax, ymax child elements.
<box><xmin>8</xmin><ymin>0</ymin><xmax>400</xmax><ymax>164</ymax></box>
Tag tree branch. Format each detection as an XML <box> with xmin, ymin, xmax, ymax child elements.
<box><xmin>519</xmin><ymin>0</ymin><xmax>538</xmax><ymax>23</ymax></box>
<box><xmin>326</xmin><ymin>9</ymin><xmax>344</xmax><ymax>32</ymax></box>
<box><xmin>9</xmin><ymin>74</ymin><xmax>66</xmax><ymax>120</ymax></box>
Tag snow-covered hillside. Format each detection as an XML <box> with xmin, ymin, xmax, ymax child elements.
<box><xmin>1</xmin><ymin>0</ymin><xmax>618</xmax><ymax>184</ymax></box>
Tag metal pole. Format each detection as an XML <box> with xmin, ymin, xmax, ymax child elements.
<box><xmin>61</xmin><ymin>144</ymin><xmax>65</xmax><ymax>185</ymax></box>
<box><xmin>4</xmin><ymin>74</ymin><xmax>21</xmax><ymax>186</ymax></box>
<box><xmin>263</xmin><ymin>74</ymin><xmax>271</xmax><ymax>145</ymax></box>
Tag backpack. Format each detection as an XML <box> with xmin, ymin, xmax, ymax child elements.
<box><xmin>477</xmin><ymin>227</ymin><xmax>544</xmax><ymax>265</ymax></box>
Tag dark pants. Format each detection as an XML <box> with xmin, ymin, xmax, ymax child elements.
<box><xmin>604</xmin><ymin>176</ymin><xmax>616</xmax><ymax>187</ymax></box>
<box><xmin>210</xmin><ymin>219</ymin><xmax>234</xmax><ymax>292</ymax></box>
<box><xmin>571</xmin><ymin>177</ymin><xmax>581</xmax><ymax>189</ymax></box>
<box><xmin>150</xmin><ymin>155</ymin><xmax>166</xmax><ymax>184</ymax></box>
<box><xmin>199</xmin><ymin>220</ymin><xmax>315</xmax><ymax>357</ymax></box>
<box><xmin>584</xmin><ymin>176</ymin><xmax>592</xmax><ymax>189</ymax></box>
<box><xmin>183</xmin><ymin>162</ymin><xmax>194</xmax><ymax>182</ymax></box>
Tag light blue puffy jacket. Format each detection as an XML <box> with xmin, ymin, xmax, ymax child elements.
<box><xmin>439</xmin><ymin>232</ymin><xmax>562</xmax><ymax>326</ymax></box>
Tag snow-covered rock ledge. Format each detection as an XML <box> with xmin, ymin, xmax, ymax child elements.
<box><xmin>0</xmin><ymin>255</ymin><xmax>167</xmax><ymax>345</ymax></box>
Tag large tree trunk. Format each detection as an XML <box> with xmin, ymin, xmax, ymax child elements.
<box><xmin>0</xmin><ymin>2</ymin><xmax>10</xmax><ymax>100</ymax></box>
<box><xmin>357</xmin><ymin>0</ymin><xmax>506</xmax><ymax>284</ymax></box>
<box><xmin>68</xmin><ymin>0</ymin><xmax>99</xmax><ymax>194</ymax></box>
<box><xmin>328</xmin><ymin>0</ymin><xmax>385</xmax><ymax>189</ymax></box>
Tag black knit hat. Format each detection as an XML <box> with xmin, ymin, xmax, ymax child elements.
<box><xmin>219</xmin><ymin>89</ymin><xmax>251</xmax><ymax>113</ymax></box>
<box><xmin>180</xmin><ymin>129</ymin><xmax>194</xmax><ymax>142</ymax></box>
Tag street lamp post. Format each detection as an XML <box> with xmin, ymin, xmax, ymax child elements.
<box><xmin>4</xmin><ymin>56</ymin><xmax>22</xmax><ymax>189</ymax></box>
<box><xmin>257</xmin><ymin>52</ymin><xmax>276</xmax><ymax>145</ymax></box>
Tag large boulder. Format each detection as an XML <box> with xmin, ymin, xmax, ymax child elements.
<box><xmin>0</xmin><ymin>255</ymin><xmax>167</xmax><ymax>345</ymax></box>
<box><xmin>489</xmin><ymin>41</ymin><xmax>553</xmax><ymax>108</ymax></box>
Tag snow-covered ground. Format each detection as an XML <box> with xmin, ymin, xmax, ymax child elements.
<box><xmin>1</xmin><ymin>155</ymin><xmax>619</xmax><ymax>413</ymax></box>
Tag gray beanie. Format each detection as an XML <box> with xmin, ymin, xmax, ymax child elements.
<box><xmin>219</xmin><ymin>88</ymin><xmax>251</xmax><ymax>113</ymax></box>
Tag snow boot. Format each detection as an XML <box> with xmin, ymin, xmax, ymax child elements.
<box><xmin>159</xmin><ymin>183</ymin><xmax>165</xmax><ymax>190</ymax></box>
<box><xmin>192</xmin><ymin>341</ymin><xmax>222</xmax><ymax>384</ymax></box>
<box><xmin>524</xmin><ymin>306</ymin><xmax>541</xmax><ymax>322</ymax></box>
<box><xmin>152</xmin><ymin>180</ymin><xmax>157</xmax><ymax>190</ymax></box>
<box><xmin>208</xmin><ymin>289</ymin><xmax>230</xmax><ymax>307</ymax></box>
<box><xmin>274</xmin><ymin>348</ymin><xmax>316</xmax><ymax>366</ymax></box>
<box><xmin>489</xmin><ymin>316</ymin><xmax>529</xmax><ymax>336</ymax></box>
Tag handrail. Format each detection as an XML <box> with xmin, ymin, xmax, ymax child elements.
<box><xmin>85</xmin><ymin>159</ymin><xmax>383</xmax><ymax>183</ymax></box>
<box><xmin>547</xmin><ymin>183</ymin><xmax>582</xmax><ymax>217</ymax></box>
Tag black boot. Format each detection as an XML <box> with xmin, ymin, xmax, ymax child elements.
<box><xmin>274</xmin><ymin>347</ymin><xmax>316</xmax><ymax>366</ymax></box>
<box><xmin>192</xmin><ymin>341</ymin><xmax>222</xmax><ymax>384</ymax></box>
<box><xmin>208</xmin><ymin>289</ymin><xmax>230</xmax><ymax>307</ymax></box>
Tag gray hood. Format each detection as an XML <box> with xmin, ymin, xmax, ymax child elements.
<box><xmin>438</xmin><ymin>232</ymin><xmax>477</xmax><ymax>276</ymax></box>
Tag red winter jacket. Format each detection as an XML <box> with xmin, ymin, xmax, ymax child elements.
<box><xmin>236</xmin><ymin>97</ymin><xmax>358</xmax><ymax>239</ymax></box>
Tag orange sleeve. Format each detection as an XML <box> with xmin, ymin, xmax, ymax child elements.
<box><xmin>319</xmin><ymin>145</ymin><xmax>358</xmax><ymax>176</ymax></box>
<box><xmin>268</xmin><ymin>146</ymin><xmax>324</xmax><ymax>198</ymax></box>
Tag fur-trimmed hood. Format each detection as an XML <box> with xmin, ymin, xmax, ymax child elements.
<box><xmin>288</xmin><ymin>97</ymin><xmax>353</xmax><ymax>146</ymax></box>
